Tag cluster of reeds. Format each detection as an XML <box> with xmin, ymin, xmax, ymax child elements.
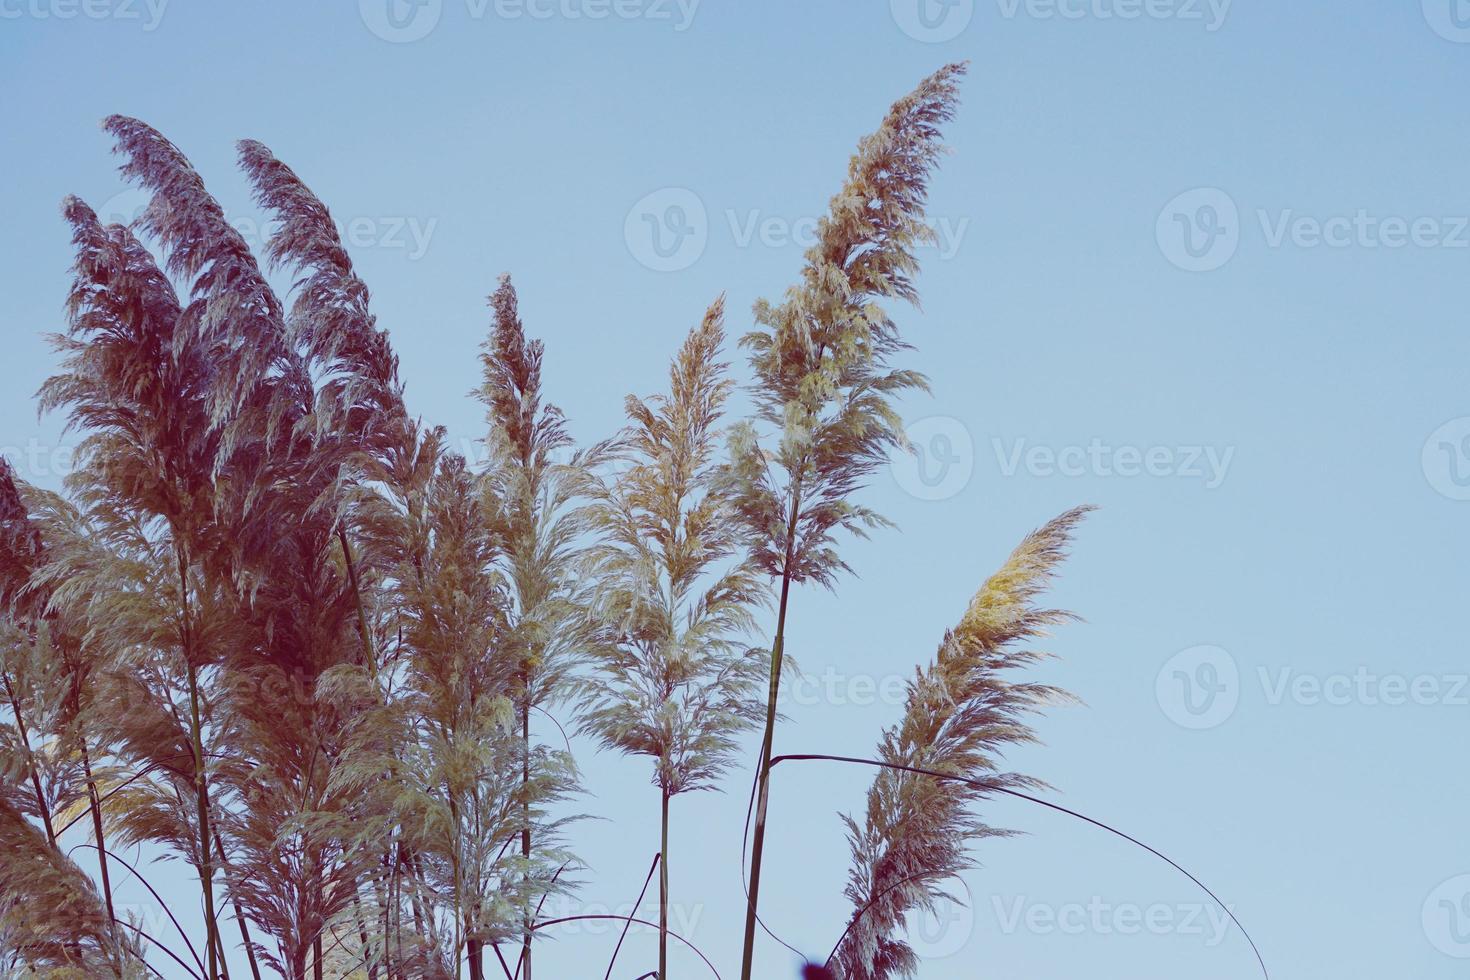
<box><xmin>0</xmin><ymin>62</ymin><xmax>1105</xmax><ymax>980</ymax></box>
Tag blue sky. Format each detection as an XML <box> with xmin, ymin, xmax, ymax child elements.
<box><xmin>3</xmin><ymin>1</ymin><xmax>1469</xmax><ymax>977</ymax></box>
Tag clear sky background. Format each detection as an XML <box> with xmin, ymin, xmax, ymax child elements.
<box><xmin>3</xmin><ymin>1</ymin><xmax>1469</xmax><ymax>978</ymax></box>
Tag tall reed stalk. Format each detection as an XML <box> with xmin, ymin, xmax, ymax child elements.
<box><xmin>578</xmin><ymin>298</ymin><xmax>768</xmax><ymax>977</ymax></box>
<box><xmin>725</xmin><ymin>63</ymin><xmax>968</xmax><ymax>980</ymax></box>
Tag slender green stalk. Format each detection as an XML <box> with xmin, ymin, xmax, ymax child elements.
<box><xmin>351</xmin><ymin>896</ymin><xmax>377</xmax><ymax>980</ymax></box>
<box><xmin>216</xmin><ymin>836</ymin><xmax>263</xmax><ymax>980</ymax></box>
<box><xmin>520</xmin><ymin>696</ymin><xmax>532</xmax><ymax>980</ymax></box>
<box><xmin>738</xmin><ymin>484</ymin><xmax>800</xmax><ymax>980</ymax></box>
<box><xmin>80</xmin><ymin>737</ymin><xmax>120</xmax><ymax>973</ymax></box>
<box><xmin>338</xmin><ymin>527</ymin><xmax>379</xmax><ymax>679</ymax></box>
<box><xmin>214</xmin><ymin>916</ymin><xmax>232</xmax><ymax>980</ymax></box>
<box><xmin>176</xmin><ymin>544</ymin><xmax>221</xmax><ymax>980</ymax></box>
<box><xmin>659</xmin><ymin>788</ymin><xmax>669</xmax><ymax>980</ymax></box>
<box><xmin>79</xmin><ymin>743</ymin><xmax>114</xmax><ymax>920</ymax></box>
<box><xmin>2</xmin><ymin>669</ymin><xmax>57</xmax><ymax>849</ymax></box>
<box><xmin>468</xmin><ymin>934</ymin><xmax>484</xmax><ymax>980</ymax></box>
<box><xmin>577</xmin><ymin>300</ymin><xmax>766</xmax><ymax>980</ymax></box>
<box><xmin>3</xmin><ymin>662</ymin><xmax>79</xmax><ymax>974</ymax></box>
<box><xmin>450</xmin><ymin>794</ymin><xmax>464</xmax><ymax>980</ymax></box>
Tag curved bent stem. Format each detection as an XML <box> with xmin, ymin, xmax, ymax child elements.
<box><xmin>531</xmin><ymin>705</ymin><xmax>572</xmax><ymax>755</ymax></box>
<box><xmin>73</xmin><ymin>843</ymin><xmax>205</xmax><ymax>974</ymax></box>
<box><xmin>765</xmin><ymin>753</ymin><xmax>1269</xmax><ymax>980</ymax></box>
<box><xmin>514</xmin><ymin>861</ymin><xmax>568</xmax><ymax>980</ymax></box>
<box><xmin>821</xmin><ymin>866</ymin><xmax>955</xmax><ymax>967</ymax></box>
<box><xmin>737</xmin><ymin>764</ymin><xmax>809</xmax><ymax>963</ymax></box>
<box><xmin>54</xmin><ymin>753</ymin><xmax>233</xmax><ymax>838</ymax></box>
<box><xmin>531</xmin><ymin>915</ymin><xmax>719</xmax><ymax>980</ymax></box>
<box><xmin>112</xmin><ymin>917</ymin><xmax>203</xmax><ymax>980</ymax></box>
<box><xmin>603</xmin><ymin>853</ymin><xmax>660</xmax><ymax>980</ymax></box>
